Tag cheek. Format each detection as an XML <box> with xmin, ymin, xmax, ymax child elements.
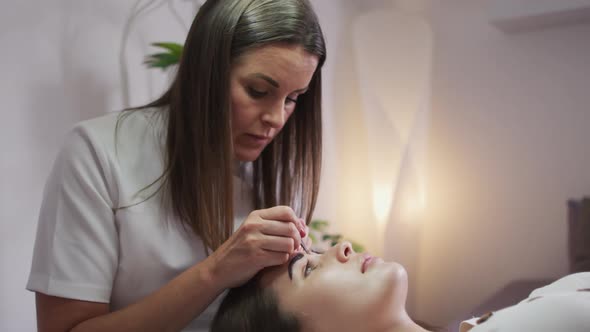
<box><xmin>230</xmin><ymin>88</ymin><xmax>253</xmax><ymax>131</ymax></box>
<box><xmin>302</xmin><ymin>270</ymin><xmax>367</xmax><ymax>313</ymax></box>
<box><xmin>302</xmin><ymin>265</ymin><xmax>405</xmax><ymax>318</ymax></box>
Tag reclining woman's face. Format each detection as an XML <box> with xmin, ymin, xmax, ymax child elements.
<box><xmin>258</xmin><ymin>242</ymin><xmax>410</xmax><ymax>332</ymax></box>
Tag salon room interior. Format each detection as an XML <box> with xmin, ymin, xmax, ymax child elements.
<box><xmin>2</xmin><ymin>0</ymin><xmax>590</xmax><ymax>330</ymax></box>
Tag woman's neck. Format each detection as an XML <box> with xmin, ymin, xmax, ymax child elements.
<box><xmin>382</xmin><ymin>322</ymin><xmax>430</xmax><ymax>332</ymax></box>
<box><xmin>382</xmin><ymin>311</ymin><xmax>432</xmax><ymax>332</ymax></box>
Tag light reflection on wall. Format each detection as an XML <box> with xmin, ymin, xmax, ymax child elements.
<box><xmin>352</xmin><ymin>0</ymin><xmax>432</xmax><ymax>315</ymax></box>
<box><xmin>352</xmin><ymin>0</ymin><xmax>432</xmax><ymax>250</ymax></box>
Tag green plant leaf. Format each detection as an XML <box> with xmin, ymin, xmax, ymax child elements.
<box><xmin>310</xmin><ymin>220</ymin><xmax>329</xmax><ymax>232</ymax></box>
<box><xmin>150</xmin><ymin>42</ymin><xmax>184</xmax><ymax>57</ymax></box>
<box><xmin>143</xmin><ymin>42</ymin><xmax>184</xmax><ymax>70</ymax></box>
<box><xmin>309</xmin><ymin>233</ymin><xmax>317</xmax><ymax>243</ymax></box>
<box><xmin>323</xmin><ymin>234</ymin><xmax>342</xmax><ymax>242</ymax></box>
<box><xmin>144</xmin><ymin>52</ymin><xmax>180</xmax><ymax>70</ymax></box>
<box><xmin>350</xmin><ymin>241</ymin><xmax>365</xmax><ymax>253</ymax></box>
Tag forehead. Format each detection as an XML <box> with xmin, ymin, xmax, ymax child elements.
<box><xmin>232</xmin><ymin>43</ymin><xmax>319</xmax><ymax>74</ymax></box>
<box><xmin>258</xmin><ymin>262</ymin><xmax>290</xmax><ymax>289</ymax></box>
<box><xmin>257</xmin><ymin>259</ymin><xmax>305</xmax><ymax>311</ymax></box>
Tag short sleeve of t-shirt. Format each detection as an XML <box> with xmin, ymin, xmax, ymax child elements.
<box><xmin>26</xmin><ymin>122</ymin><xmax>119</xmax><ymax>303</ymax></box>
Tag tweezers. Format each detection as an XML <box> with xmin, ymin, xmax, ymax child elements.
<box><xmin>300</xmin><ymin>239</ymin><xmax>311</xmax><ymax>254</ymax></box>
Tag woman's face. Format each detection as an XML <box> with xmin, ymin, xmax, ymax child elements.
<box><xmin>259</xmin><ymin>242</ymin><xmax>409</xmax><ymax>332</ymax></box>
<box><xmin>229</xmin><ymin>43</ymin><xmax>319</xmax><ymax>161</ymax></box>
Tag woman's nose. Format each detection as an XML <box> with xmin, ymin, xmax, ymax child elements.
<box><xmin>336</xmin><ymin>241</ymin><xmax>354</xmax><ymax>263</ymax></box>
<box><xmin>261</xmin><ymin>103</ymin><xmax>286</xmax><ymax>129</ymax></box>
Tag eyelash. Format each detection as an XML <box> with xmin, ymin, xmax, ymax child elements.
<box><xmin>247</xmin><ymin>87</ymin><xmax>267</xmax><ymax>99</ymax></box>
<box><xmin>304</xmin><ymin>261</ymin><xmax>316</xmax><ymax>277</ymax></box>
<box><xmin>247</xmin><ymin>87</ymin><xmax>298</xmax><ymax>105</ymax></box>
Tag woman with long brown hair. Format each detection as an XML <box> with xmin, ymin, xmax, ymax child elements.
<box><xmin>27</xmin><ymin>1</ymin><xmax>326</xmax><ymax>331</ymax></box>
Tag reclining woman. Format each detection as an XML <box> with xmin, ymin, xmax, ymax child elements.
<box><xmin>211</xmin><ymin>242</ymin><xmax>590</xmax><ymax>332</ymax></box>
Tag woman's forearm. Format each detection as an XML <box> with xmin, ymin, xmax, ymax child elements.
<box><xmin>72</xmin><ymin>258</ymin><xmax>224</xmax><ymax>332</ymax></box>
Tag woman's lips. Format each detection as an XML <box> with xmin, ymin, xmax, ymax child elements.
<box><xmin>244</xmin><ymin>134</ymin><xmax>270</xmax><ymax>146</ymax></box>
<box><xmin>361</xmin><ymin>254</ymin><xmax>374</xmax><ymax>273</ymax></box>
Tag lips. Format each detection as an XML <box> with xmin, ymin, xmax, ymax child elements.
<box><xmin>248</xmin><ymin>134</ymin><xmax>270</xmax><ymax>140</ymax></box>
<box><xmin>244</xmin><ymin>134</ymin><xmax>271</xmax><ymax>146</ymax></box>
<box><xmin>361</xmin><ymin>253</ymin><xmax>373</xmax><ymax>273</ymax></box>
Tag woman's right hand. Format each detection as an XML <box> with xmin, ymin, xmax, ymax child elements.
<box><xmin>205</xmin><ymin>205</ymin><xmax>306</xmax><ymax>289</ymax></box>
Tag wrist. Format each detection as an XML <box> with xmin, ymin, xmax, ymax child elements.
<box><xmin>199</xmin><ymin>254</ymin><xmax>225</xmax><ymax>291</ymax></box>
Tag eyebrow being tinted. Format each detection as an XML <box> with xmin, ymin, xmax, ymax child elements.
<box><xmin>249</xmin><ymin>73</ymin><xmax>309</xmax><ymax>93</ymax></box>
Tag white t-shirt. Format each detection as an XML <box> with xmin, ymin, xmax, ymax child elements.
<box><xmin>26</xmin><ymin>109</ymin><xmax>253</xmax><ymax>331</ymax></box>
<box><xmin>460</xmin><ymin>272</ymin><xmax>590</xmax><ymax>332</ymax></box>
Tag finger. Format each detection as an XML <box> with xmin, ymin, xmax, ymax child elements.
<box><xmin>261</xmin><ymin>251</ymin><xmax>291</xmax><ymax>267</ymax></box>
<box><xmin>301</xmin><ymin>222</ymin><xmax>309</xmax><ymax>237</ymax></box>
<box><xmin>260</xmin><ymin>236</ymin><xmax>298</xmax><ymax>254</ymax></box>
<box><xmin>302</xmin><ymin>234</ymin><xmax>312</xmax><ymax>249</ymax></box>
<box><xmin>260</xmin><ymin>223</ymin><xmax>301</xmax><ymax>251</ymax></box>
<box><xmin>257</xmin><ymin>206</ymin><xmax>306</xmax><ymax>237</ymax></box>
<box><xmin>259</xmin><ymin>219</ymin><xmax>300</xmax><ymax>242</ymax></box>
<box><xmin>258</xmin><ymin>206</ymin><xmax>300</xmax><ymax>226</ymax></box>
<box><xmin>299</xmin><ymin>218</ymin><xmax>309</xmax><ymax>237</ymax></box>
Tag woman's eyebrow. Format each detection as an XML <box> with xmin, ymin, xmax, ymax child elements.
<box><xmin>288</xmin><ymin>253</ymin><xmax>304</xmax><ymax>280</ymax></box>
<box><xmin>250</xmin><ymin>73</ymin><xmax>279</xmax><ymax>88</ymax></box>
<box><xmin>249</xmin><ymin>72</ymin><xmax>308</xmax><ymax>93</ymax></box>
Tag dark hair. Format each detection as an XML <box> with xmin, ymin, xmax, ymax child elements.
<box><xmin>121</xmin><ymin>0</ymin><xmax>326</xmax><ymax>252</ymax></box>
<box><xmin>210</xmin><ymin>277</ymin><xmax>300</xmax><ymax>332</ymax></box>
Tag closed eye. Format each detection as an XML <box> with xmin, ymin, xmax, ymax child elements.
<box><xmin>247</xmin><ymin>87</ymin><xmax>267</xmax><ymax>99</ymax></box>
<box><xmin>303</xmin><ymin>260</ymin><xmax>317</xmax><ymax>278</ymax></box>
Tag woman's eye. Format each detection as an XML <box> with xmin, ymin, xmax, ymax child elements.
<box><xmin>304</xmin><ymin>262</ymin><xmax>316</xmax><ymax>277</ymax></box>
<box><xmin>247</xmin><ymin>87</ymin><xmax>267</xmax><ymax>99</ymax></box>
<box><xmin>286</xmin><ymin>96</ymin><xmax>297</xmax><ymax>105</ymax></box>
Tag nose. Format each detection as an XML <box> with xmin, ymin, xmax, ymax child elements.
<box><xmin>261</xmin><ymin>103</ymin><xmax>286</xmax><ymax>129</ymax></box>
<box><xmin>335</xmin><ymin>241</ymin><xmax>354</xmax><ymax>263</ymax></box>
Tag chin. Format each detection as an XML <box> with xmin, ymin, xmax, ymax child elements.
<box><xmin>365</xmin><ymin>261</ymin><xmax>408</xmax><ymax>297</ymax></box>
<box><xmin>369</xmin><ymin>262</ymin><xmax>409</xmax><ymax>325</ymax></box>
<box><xmin>371</xmin><ymin>260</ymin><xmax>407</xmax><ymax>280</ymax></box>
<box><xmin>390</xmin><ymin>262</ymin><xmax>407</xmax><ymax>279</ymax></box>
<box><xmin>234</xmin><ymin>149</ymin><xmax>262</xmax><ymax>162</ymax></box>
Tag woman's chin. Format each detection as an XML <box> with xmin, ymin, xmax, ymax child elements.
<box><xmin>370</xmin><ymin>262</ymin><xmax>410</xmax><ymax>328</ymax></box>
<box><xmin>233</xmin><ymin>149</ymin><xmax>262</xmax><ymax>162</ymax></box>
<box><xmin>376</xmin><ymin>262</ymin><xmax>409</xmax><ymax>305</ymax></box>
<box><xmin>388</xmin><ymin>262</ymin><xmax>408</xmax><ymax>282</ymax></box>
<box><xmin>372</xmin><ymin>260</ymin><xmax>407</xmax><ymax>283</ymax></box>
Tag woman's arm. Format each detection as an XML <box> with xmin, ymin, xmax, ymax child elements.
<box><xmin>36</xmin><ymin>206</ymin><xmax>307</xmax><ymax>332</ymax></box>
<box><xmin>37</xmin><ymin>258</ymin><xmax>222</xmax><ymax>332</ymax></box>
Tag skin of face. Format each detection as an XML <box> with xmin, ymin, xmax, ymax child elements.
<box><xmin>259</xmin><ymin>242</ymin><xmax>411</xmax><ymax>332</ymax></box>
<box><xmin>229</xmin><ymin>43</ymin><xmax>319</xmax><ymax>162</ymax></box>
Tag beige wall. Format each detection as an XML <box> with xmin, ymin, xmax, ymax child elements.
<box><xmin>314</xmin><ymin>0</ymin><xmax>590</xmax><ymax>325</ymax></box>
<box><xmin>416</xmin><ymin>0</ymin><xmax>590</xmax><ymax>324</ymax></box>
<box><xmin>0</xmin><ymin>1</ymin><xmax>192</xmax><ymax>330</ymax></box>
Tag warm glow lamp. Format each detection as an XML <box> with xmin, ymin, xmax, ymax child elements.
<box><xmin>352</xmin><ymin>0</ymin><xmax>432</xmax><ymax>249</ymax></box>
